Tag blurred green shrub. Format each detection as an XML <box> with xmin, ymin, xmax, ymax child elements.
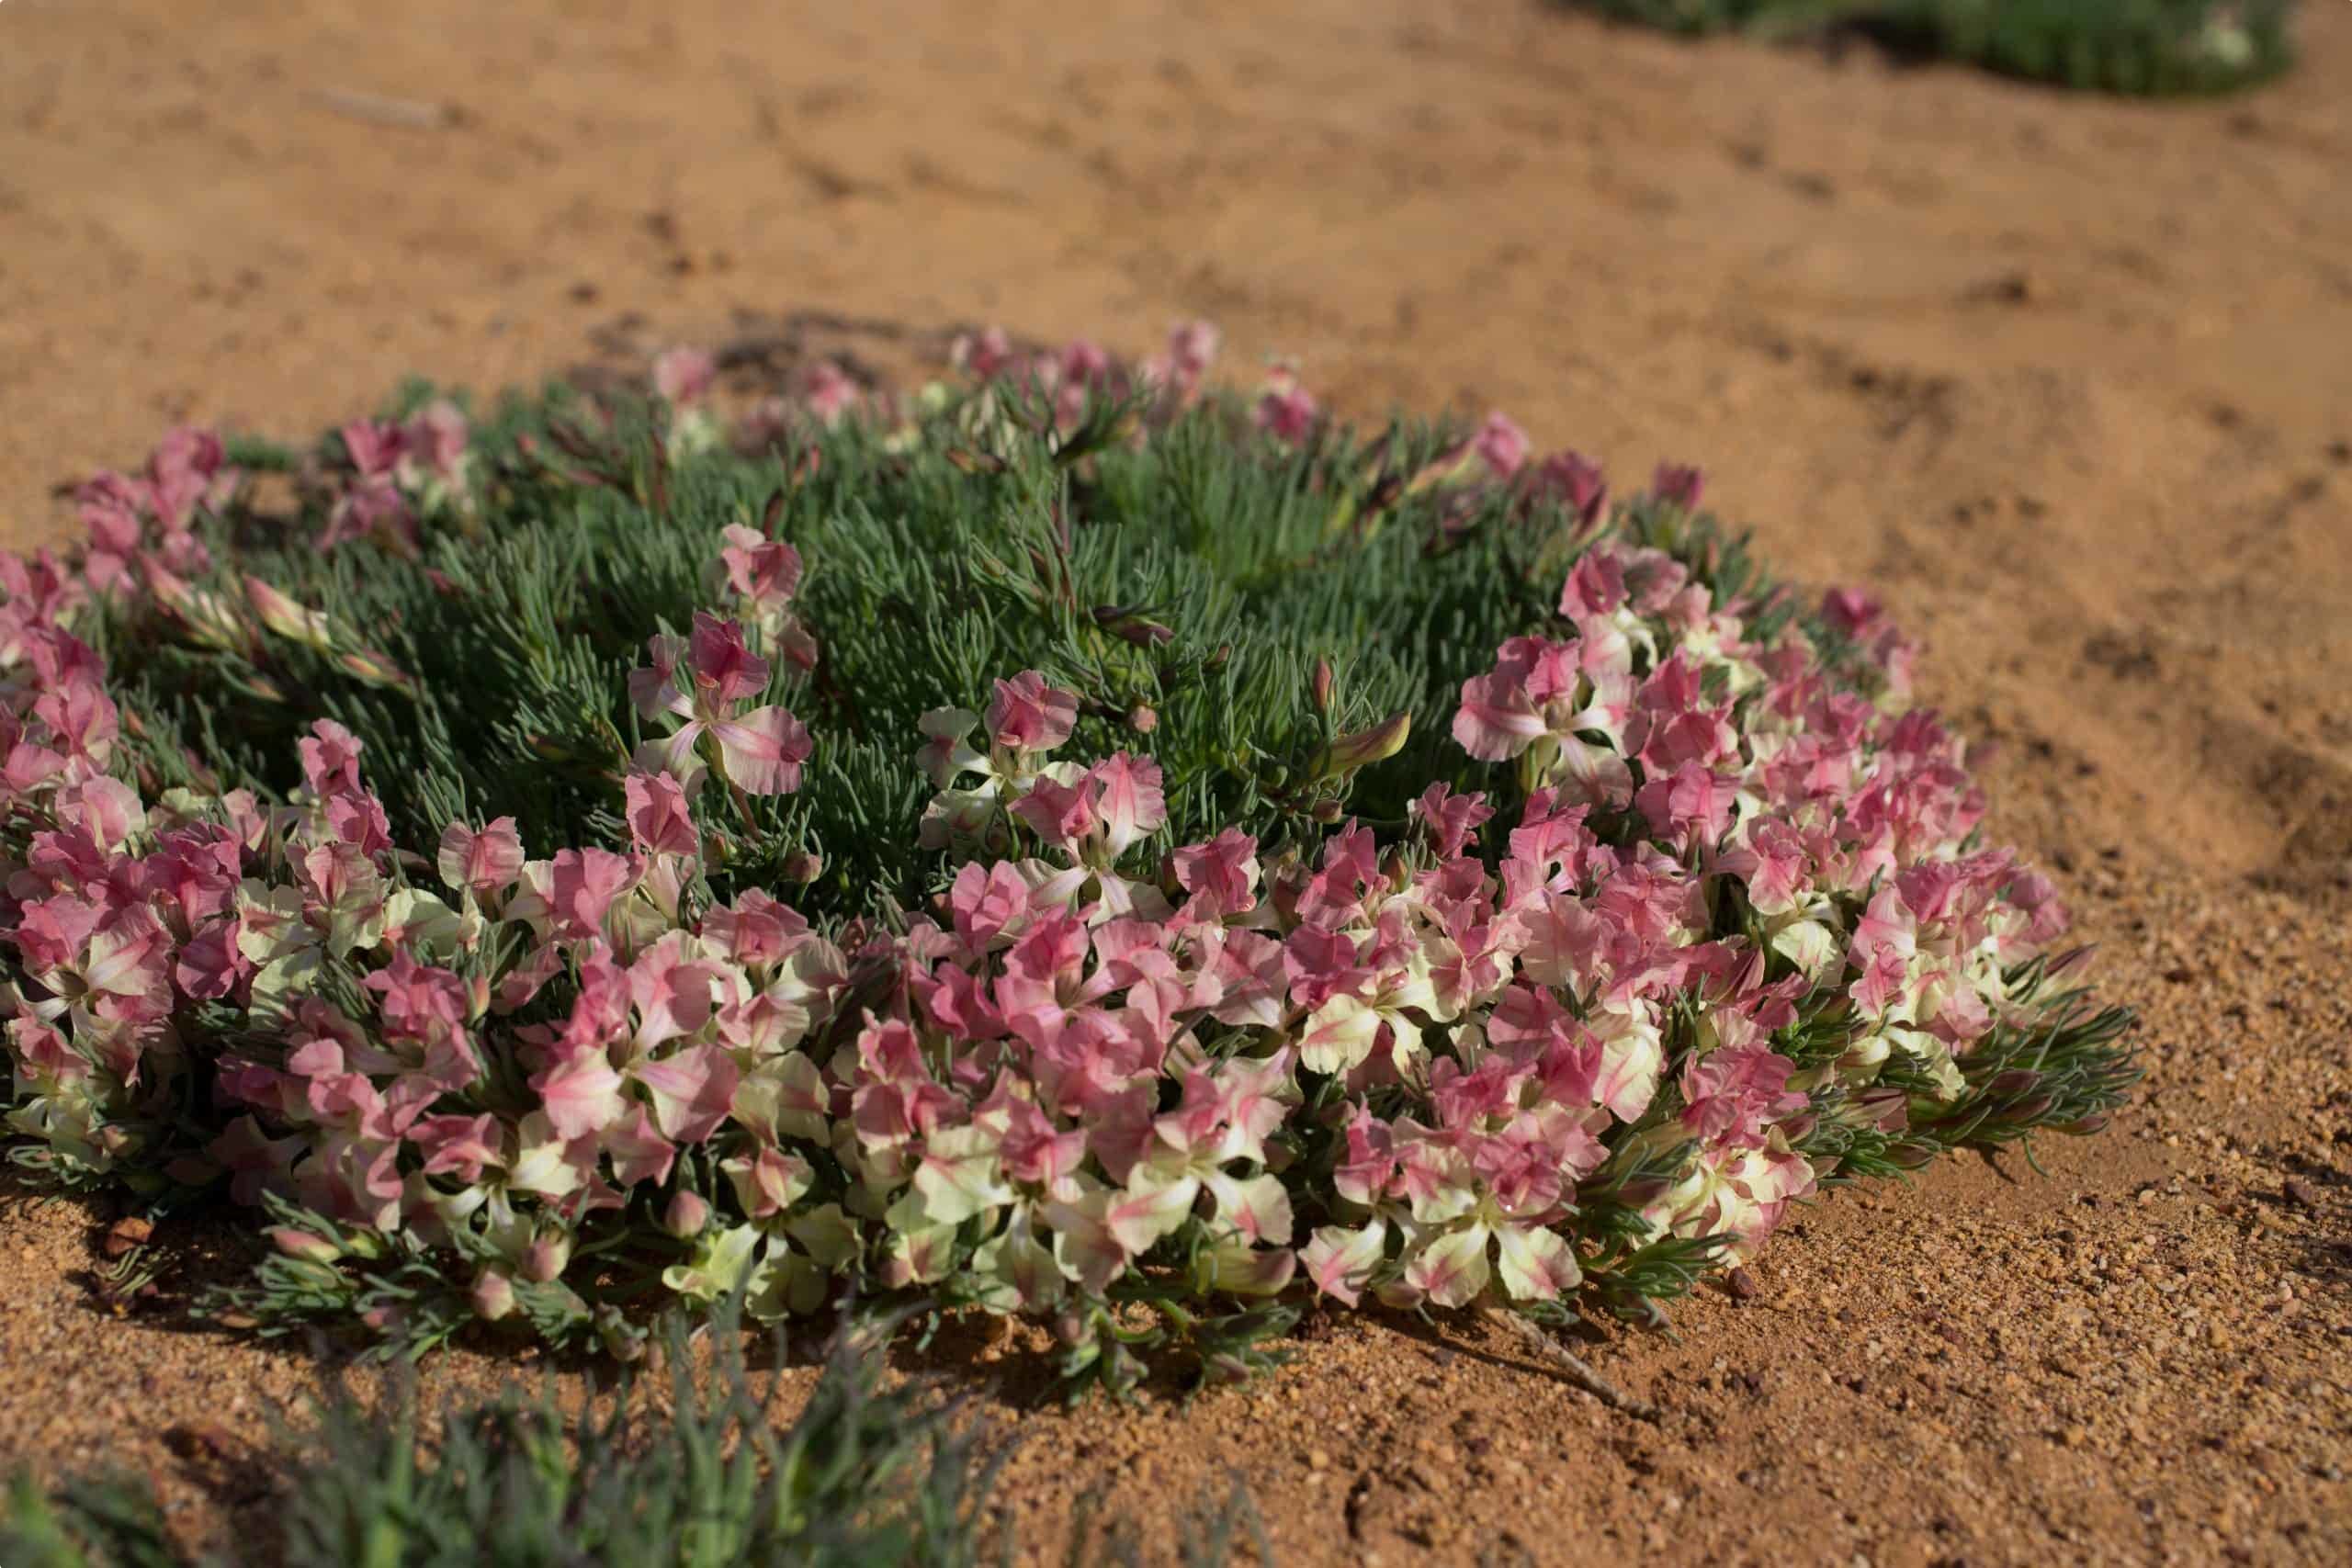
<box><xmin>1575</xmin><ymin>0</ymin><xmax>2297</xmax><ymax>95</ymax></box>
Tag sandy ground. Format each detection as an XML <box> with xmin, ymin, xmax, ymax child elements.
<box><xmin>4</xmin><ymin>1</ymin><xmax>2352</xmax><ymax>1562</ymax></box>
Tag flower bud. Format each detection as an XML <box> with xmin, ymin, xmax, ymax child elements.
<box><xmin>1999</xmin><ymin>1093</ymin><xmax>2056</xmax><ymax>1125</ymax></box>
<box><xmin>945</xmin><ymin>446</ymin><xmax>1008</xmax><ymax>476</ymax></box>
<box><xmin>1101</xmin><ymin>611</ymin><xmax>1173</xmax><ymax>648</ymax></box>
<box><xmin>1127</xmin><ymin>704</ymin><xmax>1158</xmax><ymax>734</ymax></box>
<box><xmin>1311</xmin><ymin>659</ymin><xmax>1334</xmax><ymax>715</ymax></box>
<box><xmin>244</xmin><ymin>577</ymin><xmax>334</xmax><ymax>649</ymax></box>
<box><xmin>2059</xmin><ymin>1111</ymin><xmax>2111</xmax><ymax>1136</ymax></box>
<box><xmin>1987</xmin><ymin>1068</ymin><xmax>2041</xmax><ymax>1099</ymax></box>
<box><xmin>268</xmin><ymin>1226</ymin><xmax>343</xmax><ymax>1265</ymax></box>
<box><xmin>1317</xmin><ymin>710</ymin><xmax>1411</xmax><ymax>781</ymax></box>
<box><xmin>522</xmin><ymin>1230</ymin><xmax>571</xmax><ymax>1284</ymax></box>
<box><xmin>1606</xmin><ymin>1174</ymin><xmax>1677</xmax><ymax>1208</ymax></box>
<box><xmin>781</xmin><ymin>849</ymin><xmax>823</xmax><ymax>885</ymax></box>
<box><xmin>471</xmin><ymin>1268</ymin><xmax>517</xmax><ymax>1322</ymax></box>
<box><xmin>1856</xmin><ymin>1087</ymin><xmax>1910</xmax><ymax>1134</ymax></box>
<box><xmin>1883</xmin><ymin>1140</ymin><xmax>1936</xmax><ymax>1170</ymax></box>
<box><xmin>339</xmin><ymin>647</ymin><xmax>419</xmax><ymax>693</ymax></box>
<box><xmin>662</xmin><ymin>1189</ymin><xmax>711</xmax><ymax>1239</ymax></box>
<box><xmin>2050</xmin><ymin>945</ymin><xmax>2103</xmax><ymax>982</ymax></box>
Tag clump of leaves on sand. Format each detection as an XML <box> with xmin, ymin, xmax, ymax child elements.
<box><xmin>1572</xmin><ymin>0</ymin><xmax>2295</xmax><ymax>96</ymax></box>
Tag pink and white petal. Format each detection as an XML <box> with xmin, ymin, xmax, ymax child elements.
<box><xmin>711</xmin><ymin>705</ymin><xmax>813</xmax><ymax>796</ymax></box>
<box><xmin>1452</xmin><ymin>673</ymin><xmax>1545</xmax><ymax>761</ymax></box>
<box><xmin>1495</xmin><ymin>1223</ymin><xmax>1582</xmax><ymax>1301</ymax></box>
<box><xmin>1300</xmin><ymin>1219</ymin><xmax>1388</xmax><ymax>1308</ymax></box>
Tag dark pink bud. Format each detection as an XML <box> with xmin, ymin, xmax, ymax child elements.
<box><xmin>663</xmin><ymin>1190</ymin><xmax>711</xmax><ymax>1238</ymax></box>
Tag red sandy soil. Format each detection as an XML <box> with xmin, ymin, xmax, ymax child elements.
<box><xmin>4</xmin><ymin>2</ymin><xmax>2351</xmax><ymax>1562</ymax></box>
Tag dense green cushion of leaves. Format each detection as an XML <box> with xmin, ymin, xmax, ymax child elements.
<box><xmin>97</xmin><ymin>386</ymin><xmax>1717</xmax><ymax>927</ymax></box>
<box><xmin>1572</xmin><ymin>0</ymin><xmax>2296</xmax><ymax>95</ymax></box>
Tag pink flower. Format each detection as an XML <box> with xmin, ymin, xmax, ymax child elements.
<box><xmin>987</xmin><ymin>671</ymin><xmax>1078</xmax><ymax>754</ymax></box>
<box><xmin>635</xmin><ymin>1044</ymin><xmax>740</xmax><ymax>1144</ymax></box>
<box><xmin>1172</xmin><ymin>829</ymin><xmax>1261</xmax><ymax>924</ymax></box>
<box><xmin>1089</xmin><ymin>752</ymin><xmax>1165</xmax><ymax>859</ymax></box>
<box><xmin>322</xmin><ymin>477</ymin><xmax>414</xmax><ymax>552</ymax></box>
<box><xmin>632</xmin><ymin>615</ymin><xmax>814</xmax><ymax>797</ymax></box>
<box><xmin>547</xmin><ymin>848</ymin><xmax>640</xmax><ymax>942</ymax></box>
<box><xmin>715</xmin><ymin>525</ymin><xmax>802</xmax><ymax>616</ymax></box>
<box><xmin>298</xmin><ymin>719</ymin><xmax>367</xmax><ymax>799</ymax></box>
<box><xmin>1714</xmin><ymin>818</ymin><xmax>1810</xmax><ymax>915</ymax></box>
<box><xmin>949</xmin><ymin>860</ymin><xmax>1035</xmax><ymax>950</ymax></box>
<box><xmin>1680</xmin><ymin>1043</ymin><xmax>1807</xmax><ymax>1150</ymax></box>
<box><xmin>400</xmin><ymin>400</ymin><xmax>470</xmax><ymax>480</ymax></box>
<box><xmin>1651</xmin><ymin>462</ymin><xmax>1703</xmax><ymax>509</ymax></box>
<box><xmin>709</xmin><ymin>704</ymin><xmax>813</xmax><ymax>795</ymax></box>
<box><xmin>1820</xmin><ymin>586</ymin><xmax>1883</xmax><ymax>637</ymax></box>
<box><xmin>1474</xmin><ymin>412</ymin><xmax>1531</xmax><ymax>479</ymax></box>
<box><xmin>955</xmin><ymin>326</ymin><xmax>1021</xmax><ymax>381</ymax></box>
<box><xmin>1408</xmin><ymin>784</ymin><xmax>1495</xmax><ymax>860</ymax></box>
<box><xmin>724</xmin><ymin>1145</ymin><xmax>812</xmax><ymax>1217</ymax></box>
<box><xmin>624</xmin><ymin>770</ymin><xmax>700</xmax><ymax>858</ymax></box>
<box><xmin>801</xmin><ymin>361</ymin><xmax>860</xmax><ymax>426</ymax></box>
<box><xmin>412</xmin><ymin>1113</ymin><xmax>505</xmax><ymax>1181</ymax></box>
<box><xmin>436</xmin><ymin>817</ymin><xmax>526</xmax><ymax>896</ymax></box>
<box><xmin>1301</xmin><ymin>1219</ymin><xmax>1387</xmax><ymax>1306</ymax></box>
<box><xmin>687</xmin><ymin>614</ymin><xmax>770</xmax><ymax>706</ymax></box>
<box><xmin>1522</xmin><ymin>450</ymin><xmax>1610</xmax><ymax>531</ymax></box>
<box><xmin>75</xmin><ymin>473</ymin><xmax>147</xmax><ymax>558</ymax></box>
<box><xmin>1634</xmin><ymin>762</ymin><xmax>1736</xmax><ymax>852</ymax></box>
<box><xmin>1011</xmin><ymin>772</ymin><xmax>1096</xmax><ymax>853</ymax></box>
<box><xmin>532</xmin><ymin>1042</ymin><xmax>627</xmax><ymax>1139</ymax></box>
<box><xmin>654</xmin><ymin>346</ymin><xmax>718</xmax><ymax>406</ymax></box>
<box><xmin>1142</xmin><ymin>320</ymin><xmax>1220</xmax><ymax>402</ymax></box>
<box><xmin>1058</xmin><ymin>339</ymin><xmax>1114</xmax><ymax>391</ymax></box>
<box><xmin>1253</xmin><ymin>369</ymin><xmax>1317</xmax><ymax>446</ymax></box>
<box><xmin>341</xmin><ymin>420</ymin><xmax>405</xmax><ymax>479</ymax></box>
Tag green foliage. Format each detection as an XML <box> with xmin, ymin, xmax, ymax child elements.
<box><xmin>1570</xmin><ymin>0</ymin><xmax>2296</xmax><ymax>95</ymax></box>
<box><xmin>96</xmin><ymin>384</ymin><xmax>1566</xmax><ymax>926</ymax></box>
<box><xmin>2</xmin><ymin>1309</ymin><xmax>1001</xmax><ymax>1568</ymax></box>
<box><xmin>0</xmin><ymin>1301</ymin><xmax>1282</xmax><ymax>1568</ymax></box>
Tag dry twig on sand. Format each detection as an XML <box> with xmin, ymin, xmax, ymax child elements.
<box><xmin>1485</xmin><ymin>1307</ymin><xmax>1659</xmax><ymax>1419</ymax></box>
<box><xmin>312</xmin><ymin>88</ymin><xmax>456</xmax><ymax>131</ymax></box>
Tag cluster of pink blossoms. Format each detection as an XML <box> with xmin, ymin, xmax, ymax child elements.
<box><xmin>954</xmin><ymin>320</ymin><xmax>1223</xmax><ymax>431</ymax></box>
<box><xmin>322</xmin><ymin>400</ymin><xmax>473</xmax><ymax>553</ymax></box>
<box><xmin>1</xmin><ymin>367</ymin><xmax>2089</xmax><ymax>1355</ymax></box>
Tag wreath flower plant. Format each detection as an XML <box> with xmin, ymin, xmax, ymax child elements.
<box><xmin>0</xmin><ymin>324</ymin><xmax>2133</xmax><ymax>1393</ymax></box>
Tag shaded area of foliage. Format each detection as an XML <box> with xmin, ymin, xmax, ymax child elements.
<box><xmin>0</xmin><ymin>1304</ymin><xmax>1269</xmax><ymax>1568</ymax></box>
